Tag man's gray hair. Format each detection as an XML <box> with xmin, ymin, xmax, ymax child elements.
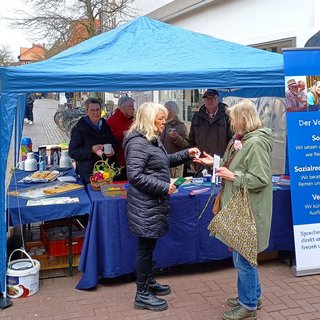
<box><xmin>118</xmin><ymin>96</ymin><xmax>135</xmax><ymax>109</ymax></box>
<box><xmin>164</xmin><ymin>101</ymin><xmax>179</xmax><ymax>115</ymax></box>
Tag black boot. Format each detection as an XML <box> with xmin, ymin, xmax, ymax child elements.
<box><xmin>134</xmin><ymin>273</ymin><xmax>168</xmax><ymax>311</ymax></box>
<box><xmin>148</xmin><ymin>274</ymin><xmax>171</xmax><ymax>296</ymax></box>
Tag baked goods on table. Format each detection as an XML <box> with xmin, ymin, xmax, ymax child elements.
<box><xmin>7</xmin><ymin>182</ymin><xmax>84</xmax><ymax>199</ymax></box>
<box><xmin>30</xmin><ymin>171</ymin><xmax>58</xmax><ymax>180</ymax></box>
<box><xmin>43</xmin><ymin>183</ymin><xmax>83</xmax><ymax>194</ymax></box>
<box><xmin>20</xmin><ymin>170</ymin><xmax>60</xmax><ymax>183</ymax></box>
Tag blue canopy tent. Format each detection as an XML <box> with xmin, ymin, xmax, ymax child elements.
<box><xmin>0</xmin><ymin>16</ymin><xmax>285</xmax><ymax>297</ymax></box>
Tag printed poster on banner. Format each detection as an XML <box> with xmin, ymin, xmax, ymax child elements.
<box><xmin>283</xmin><ymin>48</ymin><xmax>320</xmax><ymax>276</ymax></box>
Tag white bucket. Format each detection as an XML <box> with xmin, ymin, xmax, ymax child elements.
<box><xmin>6</xmin><ymin>248</ymin><xmax>40</xmax><ymax>298</ymax></box>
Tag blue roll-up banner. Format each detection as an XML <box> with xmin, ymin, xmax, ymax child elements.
<box><xmin>283</xmin><ymin>48</ymin><xmax>320</xmax><ymax>276</ymax></box>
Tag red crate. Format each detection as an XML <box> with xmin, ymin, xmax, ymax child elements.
<box><xmin>40</xmin><ymin>219</ymin><xmax>85</xmax><ymax>256</ymax></box>
<box><xmin>26</xmin><ymin>241</ymin><xmax>81</xmax><ymax>270</ymax></box>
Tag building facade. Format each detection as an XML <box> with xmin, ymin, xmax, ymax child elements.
<box><xmin>132</xmin><ymin>0</ymin><xmax>320</xmax><ymax>52</ymax></box>
<box><xmin>129</xmin><ymin>0</ymin><xmax>320</xmax><ymax>173</ymax></box>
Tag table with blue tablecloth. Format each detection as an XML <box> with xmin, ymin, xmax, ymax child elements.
<box><xmin>76</xmin><ymin>183</ymin><xmax>294</xmax><ymax>290</ymax></box>
<box><xmin>7</xmin><ymin>169</ymin><xmax>91</xmax><ymax>226</ymax></box>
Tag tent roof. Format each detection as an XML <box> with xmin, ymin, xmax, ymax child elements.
<box><xmin>0</xmin><ymin>16</ymin><xmax>284</xmax><ymax>95</ymax></box>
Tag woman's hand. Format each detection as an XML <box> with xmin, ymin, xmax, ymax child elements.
<box><xmin>216</xmin><ymin>167</ymin><xmax>235</xmax><ymax>181</ymax></box>
<box><xmin>169</xmin><ymin>131</ymin><xmax>179</xmax><ymax>140</ymax></box>
<box><xmin>188</xmin><ymin>147</ymin><xmax>201</xmax><ymax>158</ymax></box>
<box><xmin>92</xmin><ymin>144</ymin><xmax>103</xmax><ymax>156</ymax></box>
<box><xmin>193</xmin><ymin>151</ymin><xmax>213</xmax><ymax>166</ymax></box>
<box><xmin>168</xmin><ymin>183</ymin><xmax>177</xmax><ymax>195</ymax></box>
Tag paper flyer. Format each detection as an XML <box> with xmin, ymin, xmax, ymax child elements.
<box><xmin>212</xmin><ymin>154</ymin><xmax>220</xmax><ymax>184</ymax></box>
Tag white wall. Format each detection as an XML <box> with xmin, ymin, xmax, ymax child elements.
<box><xmin>133</xmin><ymin>0</ymin><xmax>174</xmax><ymax>16</ymax></box>
<box><xmin>133</xmin><ymin>0</ymin><xmax>320</xmax><ymax>47</ymax></box>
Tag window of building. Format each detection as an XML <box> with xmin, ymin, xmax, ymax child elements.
<box><xmin>251</xmin><ymin>37</ymin><xmax>296</xmax><ymax>53</ymax></box>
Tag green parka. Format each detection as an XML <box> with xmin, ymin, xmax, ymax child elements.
<box><xmin>221</xmin><ymin>127</ymin><xmax>274</xmax><ymax>253</ymax></box>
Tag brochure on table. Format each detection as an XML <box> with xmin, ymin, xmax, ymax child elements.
<box><xmin>283</xmin><ymin>48</ymin><xmax>320</xmax><ymax>276</ymax></box>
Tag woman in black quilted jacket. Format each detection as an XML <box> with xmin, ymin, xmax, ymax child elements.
<box><xmin>123</xmin><ymin>102</ymin><xmax>200</xmax><ymax>312</ymax></box>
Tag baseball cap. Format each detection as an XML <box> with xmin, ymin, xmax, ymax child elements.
<box><xmin>203</xmin><ymin>89</ymin><xmax>219</xmax><ymax>98</ymax></box>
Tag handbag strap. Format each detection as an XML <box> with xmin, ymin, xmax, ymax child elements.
<box><xmin>220</xmin><ymin>138</ymin><xmax>239</xmax><ymax>192</ymax></box>
<box><xmin>240</xmin><ymin>174</ymin><xmax>255</xmax><ymax>220</ymax></box>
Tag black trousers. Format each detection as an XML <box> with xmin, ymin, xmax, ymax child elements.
<box><xmin>25</xmin><ymin>103</ymin><xmax>34</xmax><ymax>121</ymax></box>
<box><xmin>136</xmin><ymin>237</ymin><xmax>157</xmax><ymax>277</ymax></box>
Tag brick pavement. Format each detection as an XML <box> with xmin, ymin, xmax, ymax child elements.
<box><xmin>3</xmin><ymin>99</ymin><xmax>320</xmax><ymax>320</ymax></box>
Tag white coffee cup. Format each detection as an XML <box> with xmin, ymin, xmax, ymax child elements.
<box><xmin>17</xmin><ymin>161</ymin><xmax>25</xmax><ymax>170</ymax></box>
<box><xmin>103</xmin><ymin>144</ymin><xmax>112</xmax><ymax>154</ymax></box>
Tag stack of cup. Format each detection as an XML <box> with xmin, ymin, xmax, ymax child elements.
<box><xmin>20</xmin><ymin>137</ymin><xmax>33</xmax><ymax>161</ymax></box>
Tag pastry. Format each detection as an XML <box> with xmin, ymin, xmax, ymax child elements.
<box><xmin>43</xmin><ymin>183</ymin><xmax>82</xmax><ymax>194</ymax></box>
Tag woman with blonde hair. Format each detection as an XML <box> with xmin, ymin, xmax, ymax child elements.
<box><xmin>124</xmin><ymin>102</ymin><xmax>200</xmax><ymax>312</ymax></box>
<box><xmin>195</xmin><ymin>99</ymin><xmax>274</xmax><ymax>320</ymax></box>
<box><xmin>307</xmin><ymin>81</ymin><xmax>320</xmax><ymax>111</ymax></box>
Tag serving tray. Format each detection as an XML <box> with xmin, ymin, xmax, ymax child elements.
<box><xmin>19</xmin><ymin>170</ymin><xmax>60</xmax><ymax>183</ymax></box>
<box><xmin>7</xmin><ymin>181</ymin><xmax>84</xmax><ymax>199</ymax></box>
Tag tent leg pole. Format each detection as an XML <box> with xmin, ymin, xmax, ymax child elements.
<box><xmin>0</xmin><ymin>292</ymin><xmax>13</xmax><ymax>309</ymax></box>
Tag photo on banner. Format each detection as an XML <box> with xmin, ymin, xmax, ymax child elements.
<box><xmin>285</xmin><ymin>75</ymin><xmax>320</xmax><ymax>112</ymax></box>
<box><xmin>284</xmin><ymin>48</ymin><xmax>320</xmax><ymax>276</ymax></box>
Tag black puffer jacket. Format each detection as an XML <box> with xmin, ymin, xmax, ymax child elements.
<box><xmin>123</xmin><ymin>129</ymin><xmax>190</xmax><ymax>238</ymax></box>
<box><xmin>69</xmin><ymin>117</ymin><xmax>117</xmax><ymax>184</ymax></box>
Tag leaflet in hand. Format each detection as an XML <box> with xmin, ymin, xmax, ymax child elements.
<box><xmin>212</xmin><ymin>154</ymin><xmax>220</xmax><ymax>184</ymax></box>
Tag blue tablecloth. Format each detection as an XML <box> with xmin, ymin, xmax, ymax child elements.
<box><xmin>7</xmin><ymin>169</ymin><xmax>91</xmax><ymax>225</ymax></box>
<box><xmin>76</xmin><ymin>183</ymin><xmax>294</xmax><ymax>290</ymax></box>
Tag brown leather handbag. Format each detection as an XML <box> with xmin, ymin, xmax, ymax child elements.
<box><xmin>212</xmin><ymin>190</ymin><xmax>222</xmax><ymax>215</ymax></box>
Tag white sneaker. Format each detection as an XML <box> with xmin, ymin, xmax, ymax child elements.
<box><xmin>24</xmin><ymin>118</ymin><xmax>29</xmax><ymax>123</ymax></box>
<box><xmin>28</xmin><ymin>121</ymin><xmax>33</xmax><ymax>124</ymax></box>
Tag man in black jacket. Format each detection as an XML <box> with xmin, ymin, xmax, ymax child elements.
<box><xmin>69</xmin><ymin>98</ymin><xmax>117</xmax><ymax>184</ymax></box>
<box><xmin>189</xmin><ymin>89</ymin><xmax>232</xmax><ymax>175</ymax></box>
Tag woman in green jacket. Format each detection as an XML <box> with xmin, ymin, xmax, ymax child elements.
<box><xmin>195</xmin><ymin>99</ymin><xmax>274</xmax><ymax>320</ymax></box>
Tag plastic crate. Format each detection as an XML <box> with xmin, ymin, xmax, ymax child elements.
<box><xmin>40</xmin><ymin>219</ymin><xmax>85</xmax><ymax>256</ymax></box>
<box><xmin>26</xmin><ymin>241</ymin><xmax>80</xmax><ymax>270</ymax></box>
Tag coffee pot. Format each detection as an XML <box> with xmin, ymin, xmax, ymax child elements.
<box><xmin>50</xmin><ymin>146</ymin><xmax>61</xmax><ymax>166</ymax></box>
<box><xmin>24</xmin><ymin>152</ymin><xmax>38</xmax><ymax>171</ymax></box>
<box><xmin>59</xmin><ymin>150</ymin><xmax>72</xmax><ymax>169</ymax></box>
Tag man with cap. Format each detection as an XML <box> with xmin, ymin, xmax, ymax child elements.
<box><xmin>285</xmin><ymin>79</ymin><xmax>307</xmax><ymax>112</ymax></box>
<box><xmin>189</xmin><ymin>89</ymin><xmax>232</xmax><ymax>175</ymax></box>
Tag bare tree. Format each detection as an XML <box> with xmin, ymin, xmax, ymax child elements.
<box><xmin>0</xmin><ymin>46</ymin><xmax>14</xmax><ymax>66</ymax></box>
<box><xmin>7</xmin><ymin>0</ymin><xmax>136</xmax><ymax>57</ymax></box>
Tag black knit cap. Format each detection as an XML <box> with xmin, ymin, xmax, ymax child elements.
<box><xmin>202</xmin><ymin>89</ymin><xmax>219</xmax><ymax>98</ymax></box>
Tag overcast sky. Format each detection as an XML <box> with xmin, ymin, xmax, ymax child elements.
<box><xmin>0</xmin><ymin>0</ymin><xmax>34</xmax><ymax>60</ymax></box>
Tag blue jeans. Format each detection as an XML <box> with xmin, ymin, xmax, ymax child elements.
<box><xmin>233</xmin><ymin>250</ymin><xmax>261</xmax><ymax>310</ymax></box>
